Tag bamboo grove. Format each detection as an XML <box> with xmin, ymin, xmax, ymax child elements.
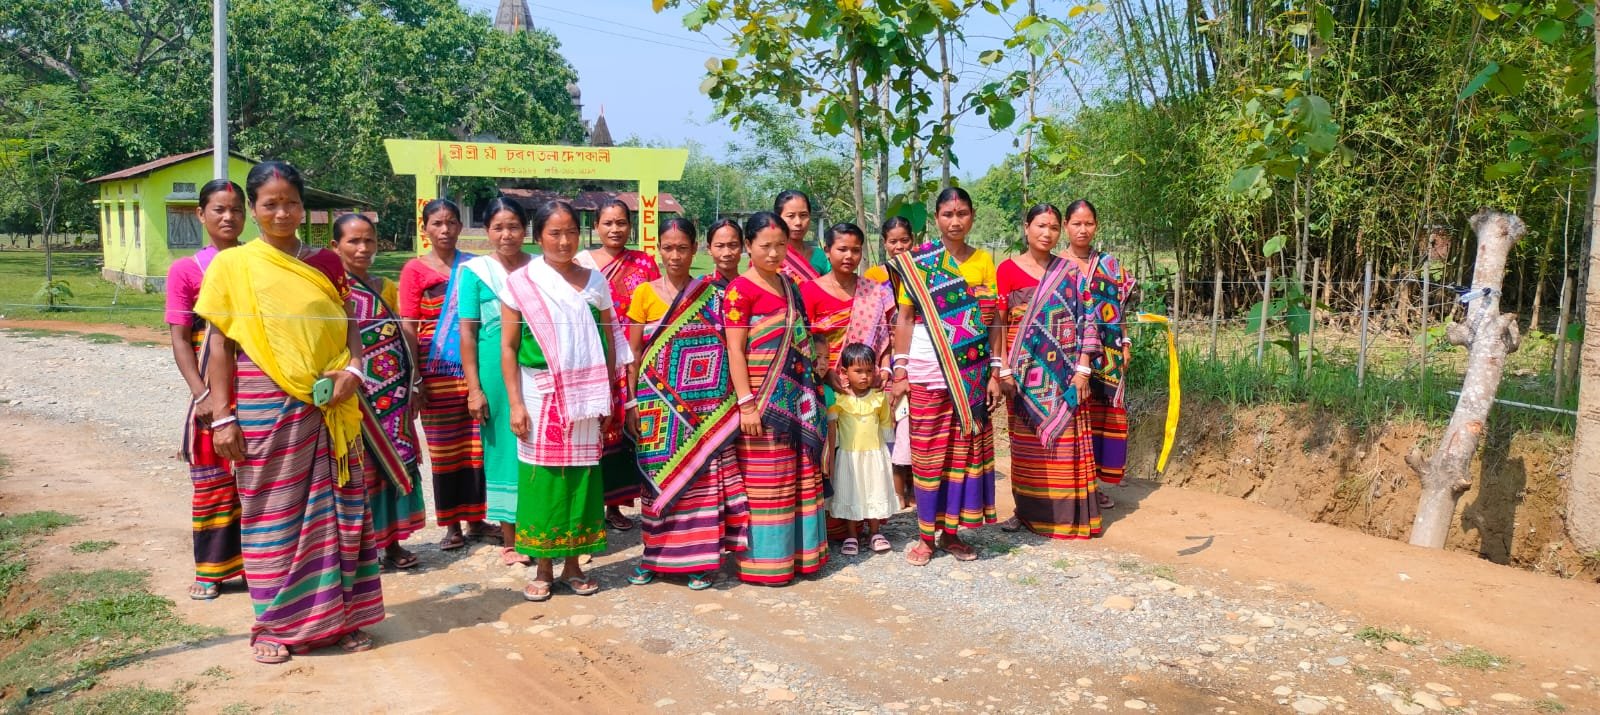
<box><xmin>1004</xmin><ymin>0</ymin><xmax>1595</xmax><ymax>331</ymax></box>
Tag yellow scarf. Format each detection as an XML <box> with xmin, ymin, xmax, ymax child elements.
<box><xmin>194</xmin><ymin>239</ymin><xmax>361</xmax><ymax>485</ymax></box>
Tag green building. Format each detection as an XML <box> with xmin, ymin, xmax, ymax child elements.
<box><xmin>88</xmin><ymin>149</ymin><xmax>370</xmax><ymax>291</ymax></box>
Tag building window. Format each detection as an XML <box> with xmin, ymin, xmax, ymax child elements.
<box><xmin>167</xmin><ymin>208</ymin><xmax>203</xmax><ymax>249</ymax></box>
<box><xmin>132</xmin><ymin>205</ymin><xmax>141</xmax><ymax>247</ymax></box>
<box><xmin>173</xmin><ymin>182</ymin><xmax>196</xmax><ymax>195</ymax></box>
<box><xmin>117</xmin><ymin>204</ymin><xmax>125</xmax><ymax>246</ymax></box>
<box><xmin>101</xmin><ymin>205</ymin><xmax>110</xmax><ymax>239</ymax></box>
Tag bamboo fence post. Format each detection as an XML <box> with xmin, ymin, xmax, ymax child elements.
<box><xmin>1358</xmin><ymin>259</ymin><xmax>1373</xmax><ymax>388</ymax></box>
<box><xmin>1554</xmin><ymin>272</ymin><xmax>1573</xmax><ymax>404</ymax></box>
<box><xmin>1306</xmin><ymin>257</ymin><xmax>1320</xmax><ymax>375</ymax></box>
<box><xmin>1256</xmin><ymin>263</ymin><xmax>1273</xmax><ymax>367</ymax></box>
<box><xmin>1210</xmin><ymin>266</ymin><xmax>1222</xmax><ymax>361</ymax></box>
<box><xmin>1420</xmin><ymin>262</ymin><xmax>1432</xmax><ymax>399</ymax></box>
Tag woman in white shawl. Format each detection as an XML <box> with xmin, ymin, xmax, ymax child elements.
<box><xmin>501</xmin><ymin>200</ymin><xmax>630</xmax><ymax>601</ymax></box>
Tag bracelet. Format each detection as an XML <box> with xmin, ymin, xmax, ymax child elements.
<box><xmin>623</xmin><ymin>399</ymin><xmax>638</xmax><ymax>410</ymax></box>
<box><xmin>1075</xmin><ymin>364</ymin><xmax>1093</xmax><ymax>376</ymax></box>
<box><xmin>210</xmin><ymin>415</ymin><xmax>237</xmax><ymax>430</ymax></box>
<box><xmin>891</xmin><ymin>353</ymin><xmax>910</xmax><ymax>363</ymax></box>
<box><xmin>192</xmin><ymin>388</ymin><xmax>211</xmax><ymax>406</ymax></box>
<box><xmin>343</xmin><ymin>365</ymin><xmax>367</xmax><ymax>382</ymax></box>
<box><xmin>997</xmin><ymin>368</ymin><xmax>1014</xmax><ymax>379</ymax></box>
<box><xmin>737</xmin><ymin>393</ymin><xmax>756</xmax><ymax>406</ymax></box>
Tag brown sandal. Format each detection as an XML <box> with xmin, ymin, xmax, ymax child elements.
<box><xmin>905</xmin><ymin>541</ymin><xmax>933</xmax><ymax>566</ymax></box>
<box><xmin>940</xmin><ymin>540</ymin><xmax>979</xmax><ymax>562</ymax></box>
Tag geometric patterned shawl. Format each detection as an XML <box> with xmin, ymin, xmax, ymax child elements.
<box><xmin>1007</xmin><ymin>256</ymin><xmax>1099</xmax><ymax>446</ymax></box>
<box><xmin>349</xmin><ymin>273</ymin><xmax>417</xmax><ymax>495</ymax></box>
<box><xmin>632</xmin><ymin>277</ymin><xmax>741</xmax><ymax>517</ymax></box>
<box><xmin>889</xmin><ymin>242</ymin><xmax>991</xmax><ymax>434</ymax></box>
<box><xmin>1083</xmin><ymin>251</ymin><xmax>1133</xmax><ymax>407</ymax></box>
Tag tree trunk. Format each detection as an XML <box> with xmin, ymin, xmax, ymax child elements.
<box><xmin>876</xmin><ymin>77</ymin><xmax>890</xmax><ymax>230</ymax></box>
<box><xmin>1568</xmin><ymin>15</ymin><xmax>1600</xmax><ymax>551</ymax></box>
<box><xmin>847</xmin><ymin>60</ymin><xmax>867</xmax><ymax>230</ymax></box>
<box><xmin>938</xmin><ymin>25</ymin><xmax>952</xmax><ymax>189</ymax></box>
<box><xmin>1407</xmin><ymin>210</ymin><xmax>1525</xmax><ymax>549</ymax></box>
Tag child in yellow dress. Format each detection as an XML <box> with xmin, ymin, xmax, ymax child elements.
<box><xmin>826</xmin><ymin>343</ymin><xmax>899</xmax><ymax>555</ymax></box>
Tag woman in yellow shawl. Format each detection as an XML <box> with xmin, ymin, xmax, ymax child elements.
<box><xmin>196</xmin><ymin>161</ymin><xmax>384</xmax><ymax>665</ymax></box>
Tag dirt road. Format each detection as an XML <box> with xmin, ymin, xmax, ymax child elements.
<box><xmin>1</xmin><ymin>329</ymin><xmax>1596</xmax><ymax>714</ymax></box>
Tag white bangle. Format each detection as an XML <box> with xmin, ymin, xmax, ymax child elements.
<box><xmin>1075</xmin><ymin>364</ymin><xmax>1093</xmax><ymax>376</ymax></box>
<box><xmin>343</xmin><ymin>365</ymin><xmax>367</xmax><ymax>382</ymax></box>
<box><xmin>210</xmin><ymin>415</ymin><xmax>237</xmax><ymax>430</ymax></box>
<box><xmin>623</xmin><ymin>399</ymin><xmax>638</xmax><ymax>410</ymax></box>
<box><xmin>997</xmin><ymin>368</ymin><xmax>1014</xmax><ymax>379</ymax></box>
<box><xmin>737</xmin><ymin>393</ymin><xmax>756</xmax><ymax>406</ymax></box>
<box><xmin>192</xmin><ymin>388</ymin><xmax>211</xmax><ymax>406</ymax></box>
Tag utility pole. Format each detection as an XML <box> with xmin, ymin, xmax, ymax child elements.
<box><xmin>212</xmin><ymin>0</ymin><xmax>229</xmax><ymax>179</ymax></box>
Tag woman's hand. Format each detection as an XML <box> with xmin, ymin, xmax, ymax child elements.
<box><xmin>192</xmin><ymin>391</ymin><xmax>216</xmax><ymax>426</ymax></box>
<box><xmin>829</xmin><ymin>368</ymin><xmax>848</xmax><ymax>392</ymax></box>
<box><xmin>625</xmin><ymin>406</ymin><xmax>641</xmax><ymax>440</ymax></box>
<box><xmin>889</xmin><ymin>378</ymin><xmax>909</xmax><ymax>402</ymax></box>
<box><xmin>999</xmin><ymin>373</ymin><xmax>1018</xmax><ymax>398</ymax></box>
<box><xmin>212</xmin><ymin>421</ymin><xmax>245</xmax><ymax>462</ymax></box>
<box><xmin>509</xmin><ymin>402</ymin><xmax>531</xmax><ymax>440</ymax></box>
<box><xmin>1072</xmin><ymin>373</ymin><xmax>1091</xmax><ymax>403</ymax></box>
<box><xmin>986</xmin><ymin>375</ymin><xmax>1005</xmax><ymax>410</ymax></box>
<box><xmin>412</xmin><ymin>380</ymin><xmax>429</xmax><ymax>410</ymax></box>
<box><xmin>738</xmin><ymin>403</ymin><xmax>763</xmax><ymax>436</ymax></box>
<box><xmin>324</xmin><ymin>369</ymin><xmax>362</xmax><ymax>407</ymax></box>
<box><xmin>467</xmin><ymin>388</ymin><xmax>489</xmax><ymax>422</ymax></box>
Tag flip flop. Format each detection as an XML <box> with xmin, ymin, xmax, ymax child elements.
<box><xmin>999</xmin><ymin>516</ymin><xmax>1024</xmax><ymax>533</ymax></box>
<box><xmin>1098</xmin><ymin>492</ymin><xmax>1116</xmax><ymax>509</ymax></box>
<box><xmin>905</xmin><ymin>542</ymin><xmax>933</xmax><ymax>567</ymax></box>
<box><xmin>500</xmin><ymin>547</ymin><xmax>531</xmax><ymax>566</ymax></box>
<box><xmin>523</xmin><ymin>580</ymin><xmax>553</xmax><ymax>602</ymax></box>
<box><xmin>382</xmin><ymin>551</ymin><xmax>420</xmax><ymax>570</ymax></box>
<box><xmin>189</xmin><ymin>581</ymin><xmax>220</xmax><ymax>600</ymax></box>
<box><xmin>605</xmin><ymin>512</ymin><xmax>635</xmax><ymax>531</ymax></box>
<box><xmin>467</xmin><ymin>524</ymin><xmax>502</xmax><ymax>543</ymax></box>
<box><xmin>558</xmin><ymin>575</ymin><xmax>601</xmax><ymax>596</ymax></box>
<box><xmin>687</xmin><ymin>573</ymin><xmax>715</xmax><ymax>591</ymax></box>
<box><xmin>339</xmin><ymin>631</ymin><xmax>374</xmax><ymax>653</ymax></box>
<box><xmin>439</xmin><ymin>532</ymin><xmax>466</xmax><ymax>551</ymax></box>
<box><xmin>940</xmin><ymin>540</ymin><xmax>979</xmax><ymax>562</ymax></box>
<box><xmin>252</xmin><ymin>641</ymin><xmax>290</xmax><ymax>665</ymax></box>
<box><xmin>627</xmin><ymin>567</ymin><xmax>655</xmax><ymax>586</ymax></box>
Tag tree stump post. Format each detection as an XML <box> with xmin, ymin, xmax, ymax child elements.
<box><xmin>1407</xmin><ymin>210</ymin><xmax>1525</xmax><ymax>549</ymax></box>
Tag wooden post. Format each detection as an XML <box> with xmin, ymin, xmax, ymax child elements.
<box><xmin>1407</xmin><ymin>210</ymin><xmax>1525</xmax><ymax>549</ymax></box>
<box><xmin>1255</xmin><ymin>263</ymin><xmax>1273</xmax><ymax>367</ymax></box>
<box><xmin>1420</xmin><ymin>262</ymin><xmax>1431</xmax><ymax>399</ymax></box>
<box><xmin>1358</xmin><ymin>259</ymin><xmax>1373</xmax><ymax>388</ymax></box>
<box><xmin>1210</xmin><ymin>266</ymin><xmax>1223</xmax><ymax>361</ymax></box>
<box><xmin>1554</xmin><ymin>272</ymin><xmax>1573</xmax><ymax>404</ymax></box>
<box><xmin>1174</xmin><ymin>261</ymin><xmax>1185</xmax><ymax>318</ymax></box>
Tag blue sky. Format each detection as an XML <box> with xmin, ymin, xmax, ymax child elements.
<box><xmin>455</xmin><ymin>0</ymin><xmax>1024</xmax><ymax>179</ymax></box>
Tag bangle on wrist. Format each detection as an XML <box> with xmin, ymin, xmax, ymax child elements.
<box><xmin>192</xmin><ymin>388</ymin><xmax>211</xmax><ymax>405</ymax></box>
<box><xmin>623</xmin><ymin>399</ymin><xmax>638</xmax><ymax>410</ymax></box>
<box><xmin>736</xmin><ymin>393</ymin><xmax>756</xmax><ymax>406</ymax></box>
<box><xmin>1075</xmin><ymin>364</ymin><xmax>1093</xmax><ymax>376</ymax></box>
<box><xmin>997</xmin><ymin>368</ymin><xmax>1014</xmax><ymax>379</ymax></box>
<box><xmin>209</xmin><ymin>415</ymin><xmax>237</xmax><ymax>430</ymax></box>
<box><xmin>343</xmin><ymin>365</ymin><xmax>367</xmax><ymax>382</ymax></box>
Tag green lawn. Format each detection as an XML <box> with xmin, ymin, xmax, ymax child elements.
<box><xmin>0</xmin><ymin>247</ymin><xmax>725</xmax><ymax>335</ymax></box>
<box><xmin>0</xmin><ymin>251</ymin><xmax>169</xmax><ymax>332</ymax></box>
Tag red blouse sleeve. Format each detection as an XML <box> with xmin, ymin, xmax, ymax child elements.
<box><xmin>995</xmin><ymin>259</ymin><xmax>1033</xmax><ymax>316</ymax></box>
<box><xmin>724</xmin><ymin>276</ymin><xmax>755</xmax><ymax>328</ymax></box>
<box><xmin>398</xmin><ymin>260</ymin><xmax>426</xmax><ymax>319</ymax></box>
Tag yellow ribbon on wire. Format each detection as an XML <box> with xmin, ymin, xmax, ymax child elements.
<box><xmin>1136</xmin><ymin>313</ymin><xmax>1180</xmax><ymax>473</ymax></box>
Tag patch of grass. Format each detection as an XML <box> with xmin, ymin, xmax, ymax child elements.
<box><xmin>1582</xmin><ymin>550</ymin><xmax>1600</xmax><ymax>568</ymax></box>
<box><xmin>1534</xmin><ymin>698</ymin><xmax>1569</xmax><ymax>713</ymax></box>
<box><xmin>1351</xmin><ymin>665</ymin><xmax>1402</xmax><ymax>685</ymax></box>
<box><xmin>49</xmin><ymin>686</ymin><xmax>182</xmax><ymax>714</ymax></box>
<box><xmin>200</xmin><ymin>665</ymin><xmax>232</xmax><ymax>681</ymax></box>
<box><xmin>1146</xmin><ymin>564</ymin><xmax>1177</xmax><ymax>582</ymax></box>
<box><xmin>1015</xmin><ymin>575</ymin><xmax>1040</xmax><ymax>586</ymax></box>
<box><xmin>70</xmin><ymin>540</ymin><xmax>116</xmax><ymax>554</ymax></box>
<box><xmin>218</xmin><ymin>703</ymin><xmax>257</xmax><ymax>715</ymax></box>
<box><xmin>1440</xmin><ymin>646</ymin><xmax>1512</xmax><ymax>671</ymax></box>
<box><xmin>1050</xmin><ymin>558</ymin><xmax>1075</xmax><ymax>570</ymax></box>
<box><xmin>0</xmin><ymin>251</ymin><xmax>168</xmax><ymax>331</ymax></box>
<box><xmin>128</xmin><ymin>340</ymin><xmax>161</xmax><ymax>348</ymax></box>
<box><xmin>1</xmin><ymin>568</ymin><xmax>222</xmax><ymax>712</ymax></box>
<box><xmin>0</xmin><ymin>511</ymin><xmax>79</xmax><ymax>598</ymax></box>
<box><xmin>1354</xmin><ymin>626</ymin><xmax>1422</xmax><ymax>646</ymax></box>
<box><xmin>1116</xmin><ymin>559</ymin><xmax>1141</xmax><ymax>573</ymax></box>
<box><xmin>985</xmin><ymin>540</ymin><xmax>1020</xmax><ymax>556</ymax></box>
<box><xmin>78</xmin><ymin>333</ymin><xmax>123</xmax><ymax>344</ymax></box>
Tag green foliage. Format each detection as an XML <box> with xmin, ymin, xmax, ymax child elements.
<box><xmin>0</xmin><ymin>0</ymin><xmax>584</xmax><ymax>247</ymax></box>
<box><xmin>1354</xmin><ymin>626</ymin><xmax>1423</xmax><ymax>647</ymax></box>
<box><xmin>1439</xmin><ymin>645</ymin><xmax>1513</xmax><ymax>670</ymax></box>
<box><xmin>69</xmin><ymin>540</ymin><xmax>116</xmax><ymax>554</ymax></box>
<box><xmin>50</xmin><ymin>687</ymin><xmax>182</xmax><ymax>715</ymax></box>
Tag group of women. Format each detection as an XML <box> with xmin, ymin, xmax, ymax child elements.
<box><xmin>164</xmin><ymin>160</ymin><xmax>1134</xmax><ymax>665</ymax></box>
